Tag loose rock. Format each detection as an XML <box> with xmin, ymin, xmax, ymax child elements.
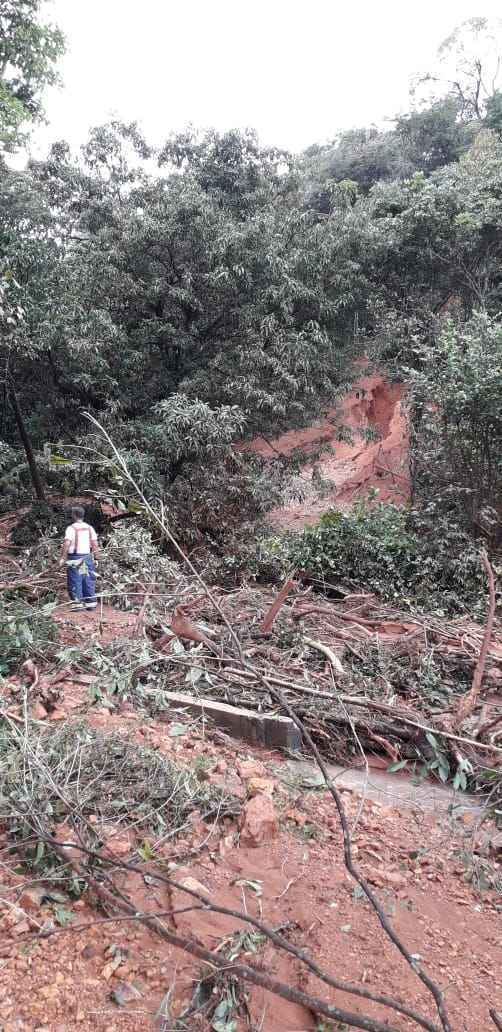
<box><xmin>239</xmin><ymin>794</ymin><xmax>278</xmax><ymax>847</ymax></box>
<box><xmin>247</xmin><ymin>776</ymin><xmax>275</xmax><ymax>797</ymax></box>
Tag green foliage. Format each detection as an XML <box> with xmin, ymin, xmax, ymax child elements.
<box><xmin>290</xmin><ymin>503</ymin><xmax>416</xmax><ymax>599</ymax></box>
<box><xmin>0</xmin><ymin>722</ymin><xmax>239</xmax><ymax>863</ymax></box>
<box><xmin>395</xmin><ymin>97</ymin><xmax>473</xmax><ymax>173</ymax></box>
<box><xmin>278</xmin><ymin>502</ymin><xmax>486</xmax><ymax>614</ymax></box>
<box><xmin>303</xmin><ymin>126</ymin><xmax>412</xmax><ymax>201</ymax></box>
<box><xmin>100</xmin><ymin>523</ymin><xmax>180</xmax><ymax>609</ymax></box>
<box><xmin>0</xmin><ymin>598</ymin><xmax>57</xmax><ymax>671</ymax></box>
<box><xmin>407</xmin><ymin>311</ymin><xmax>502</xmax><ymax>535</ymax></box>
<box><xmin>0</xmin><ymin>0</ymin><xmax>65</xmax><ymax>152</ymax></box>
<box><xmin>11</xmin><ymin>501</ymin><xmax>107</xmax><ymax>547</ymax></box>
<box><xmin>485</xmin><ymin>90</ymin><xmax>502</xmax><ymax>134</ymax></box>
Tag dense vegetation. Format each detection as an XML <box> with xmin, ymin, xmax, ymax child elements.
<box><xmin>1</xmin><ymin>7</ymin><xmax>502</xmax><ymax>604</ymax></box>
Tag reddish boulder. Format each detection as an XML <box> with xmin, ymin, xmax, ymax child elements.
<box><xmin>247</xmin><ymin>777</ymin><xmax>275</xmax><ymax>798</ymax></box>
<box><xmin>239</xmin><ymin>794</ymin><xmax>278</xmax><ymax>847</ymax></box>
<box><xmin>237</xmin><ymin>759</ymin><xmax>265</xmax><ymax>780</ymax></box>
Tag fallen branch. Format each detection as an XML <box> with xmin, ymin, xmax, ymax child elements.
<box><xmin>259</xmin><ymin>575</ymin><xmax>296</xmax><ymax>634</ymax></box>
<box><xmin>38</xmin><ymin>835</ymin><xmax>438</xmax><ymax>1032</ymax></box>
<box><xmin>293</xmin><ymin>605</ymin><xmax>392</xmax><ymax>628</ymax></box>
<box><xmin>261</xmin><ymin>683</ymin><xmax>452</xmax><ymax>1032</ymax></box>
<box><xmin>304</xmin><ymin>636</ymin><xmax>346</xmax><ymax>676</ymax></box>
<box><xmin>0</xmin><ymin>554</ymin><xmax>22</xmax><ymax>572</ymax></box>
<box><xmin>222</xmin><ymin>668</ymin><xmax>502</xmax><ymax>754</ymax></box>
<box><xmin>454</xmin><ymin>551</ymin><xmax>496</xmax><ymax>731</ymax></box>
<box><xmin>0</xmin><ymin>575</ymin><xmax>51</xmax><ymax>593</ymax></box>
<box><xmin>490</xmin><ymin>1010</ymin><xmax>502</xmax><ymax>1032</ymax></box>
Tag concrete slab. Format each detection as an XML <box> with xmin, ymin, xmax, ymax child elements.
<box><xmin>161</xmin><ymin>690</ymin><xmax>302</xmax><ymax>752</ymax></box>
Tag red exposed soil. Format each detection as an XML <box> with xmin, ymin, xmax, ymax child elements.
<box><xmin>1</xmin><ymin>430</ymin><xmax>501</xmax><ymax>1030</ymax></box>
<box><xmin>249</xmin><ymin>374</ymin><xmax>410</xmax><ymax>529</ymax></box>
<box><xmin>0</xmin><ymin>643</ymin><xmax>501</xmax><ymax>1031</ymax></box>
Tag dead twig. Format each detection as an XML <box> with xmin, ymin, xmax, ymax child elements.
<box><xmin>304</xmin><ymin>637</ymin><xmax>346</xmax><ymax>677</ymax></box>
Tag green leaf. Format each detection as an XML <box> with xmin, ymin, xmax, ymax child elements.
<box><xmin>50</xmin><ymin>454</ymin><xmax>72</xmax><ymax>465</ymax></box>
<box><xmin>387</xmin><ymin>759</ymin><xmax>408</xmax><ymax>773</ymax></box>
<box><xmin>46</xmin><ymin>890</ymin><xmax>68</xmax><ymax>903</ymax></box>
<box><xmin>34</xmin><ymin>840</ymin><xmax>45</xmax><ymax>865</ymax></box>
<box><xmin>212</xmin><ymin>1000</ymin><xmax>231</xmax><ymax>1020</ymax></box>
<box><xmin>235</xmin><ymin>878</ymin><xmax>262</xmax><ymax>896</ymax></box>
<box><xmin>54</xmin><ymin>906</ymin><xmax>74</xmax><ymax>927</ymax></box>
<box><xmin>138</xmin><ymin>841</ymin><xmax>156</xmax><ymax>860</ymax></box>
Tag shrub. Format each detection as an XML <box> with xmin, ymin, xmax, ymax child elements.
<box><xmin>407</xmin><ymin>311</ymin><xmax>502</xmax><ymax>540</ymax></box>
<box><xmin>0</xmin><ymin>600</ymin><xmax>57</xmax><ymax>674</ymax></box>
<box><xmin>290</xmin><ymin>503</ymin><xmax>419</xmax><ymax>599</ymax></box>
<box><xmin>11</xmin><ymin>501</ymin><xmax>108</xmax><ymax>547</ymax></box>
<box><xmin>276</xmin><ymin>501</ymin><xmax>491</xmax><ymax>615</ymax></box>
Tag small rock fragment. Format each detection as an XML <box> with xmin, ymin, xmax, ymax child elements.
<box><xmin>101</xmin><ymin>954</ymin><xmax>123</xmax><ymax>981</ymax></box>
<box><xmin>31</xmin><ymin>702</ymin><xmax>48</xmax><ymax>721</ymax></box>
<box><xmin>181</xmin><ymin>876</ymin><xmax>211</xmax><ymax>898</ymax></box>
<box><xmin>110</xmin><ymin>981</ymin><xmax>142</xmax><ymax>1006</ymax></box>
<box><xmin>247</xmin><ymin>777</ymin><xmax>275</xmax><ymax>798</ymax></box>
<box><xmin>237</xmin><ymin>759</ymin><xmax>265</xmax><ymax>780</ymax></box>
<box><xmin>239</xmin><ymin>794</ymin><xmax>278</xmax><ymax>847</ymax></box>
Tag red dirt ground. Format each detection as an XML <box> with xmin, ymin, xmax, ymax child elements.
<box><xmin>248</xmin><ymin>374</ymin><xmax>410</xmax><ymax>530</ymax></box>
<box><xmin>0</xmin><ymin>645</ymin><xmax>501</xmax><ymax>1032</ymax></box>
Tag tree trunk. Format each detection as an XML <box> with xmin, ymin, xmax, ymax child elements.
<box><xmin>9</xmin><ymin>387</ymin><xmax>46</xmax><ymax>501</ymax></box>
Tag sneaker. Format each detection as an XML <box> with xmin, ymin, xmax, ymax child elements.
<box><xmin>71</xmin><ymin>603</ymin><xmax>85</xmax><ymax>611</ymax></box>
<box><xmin>85</xmin><ymin>603</ymin><xmax>97</xmax><ymax>610</ymax></box>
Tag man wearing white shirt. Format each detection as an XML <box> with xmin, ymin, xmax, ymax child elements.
<box><xmin>60</xmin><ymin>506</ymin><xmax>100</xmax><ymax>611</ymax></box>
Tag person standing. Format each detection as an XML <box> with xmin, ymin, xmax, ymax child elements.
<box><xmin>60</xmin><ymin>505</ymin><xmax>99</xmax><ymax>611</ymax></box>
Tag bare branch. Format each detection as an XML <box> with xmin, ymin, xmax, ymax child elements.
<box><xmin>261</xmin><ymin>685</ymin><xmax>452</xmax><ymax>1032</ymax></box>
<box><xmin>454</xmin><ymin>551</ymin><xmax>496</xmax><ymax>731</ymax></box>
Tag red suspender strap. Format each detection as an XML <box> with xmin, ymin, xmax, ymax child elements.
<box><xmin>75</xmin><ymin>525</ymin><xmax>85</xmax><ymax>555</ymax></box>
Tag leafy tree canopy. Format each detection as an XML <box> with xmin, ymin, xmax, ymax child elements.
<box><xmin>0</xmin><ymin>0</ymin><xmax>64</xmax><ymax>152</ymax></box>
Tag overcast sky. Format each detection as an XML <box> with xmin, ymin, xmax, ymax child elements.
<box><xmin>31</xmin><ymin>0</ymin><xmax>502</xmax><ymax>157</ymax></box>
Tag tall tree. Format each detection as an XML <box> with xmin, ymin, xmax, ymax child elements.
<box><xmin>412</xmin><ymin>17</ymin><xmax>502</xmax><ymax>121</ymax></box>
<box><xmin>0</xmin><ymin>0</ymin><xmax>64</xmax><ymax>153</ymax></box>
<box><xmin>1</xmin><ymin>1</ymin><xmax>64</xmax><ymax>498</ymax></box>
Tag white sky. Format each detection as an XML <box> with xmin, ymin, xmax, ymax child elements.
<box><xmin>31</xmin><ymin>0</ymin><xmax>502</xmax><ymax>157</ymax></box>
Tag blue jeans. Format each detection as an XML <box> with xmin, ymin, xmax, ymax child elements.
<box><xmin>66</xmin><ymin>554</ymin><xmax>96</xmax><ymax>607</ymax></box>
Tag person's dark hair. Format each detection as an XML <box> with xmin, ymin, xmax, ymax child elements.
<box><xmin>71</xmin><ymin>505</ymin><xmax>85</xmax><ymax>522</ymax></box>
